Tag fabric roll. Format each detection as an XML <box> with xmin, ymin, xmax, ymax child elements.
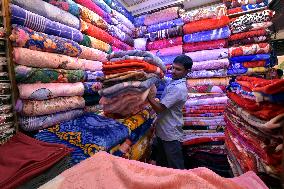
<box><xmin>230</xmin><ymin>60</ymin><xmax>270</xmax><ymax>69</ymax></box>
<box><xmin>150</xmin><ymin>45</ymin><xmax>183</xmax><ymax>57</ymax></box>
<box><xmin>10</xmin><ymin>26</ymin><xmax>82</xmax><ymax>57</ymax></box>
<box><xmin>181</xmin><ymin>4</ymin><xmax>227</xmax><ymax>23</ymax></box>
<box><xmin>134</xmin><ymin>38</ymin><xmax>147</xmax><ymax>51</ymax></box>
<box><xmin>14</xmin><ymin>48</ymin><xmax>103</xmax><ymax>71</ymax></box>
<box><xmin>107</xmin><ymin>0</ymin><xmax>134</xmax><ymax>22</ymax></box>
<box><xmin>107</xmin><ymin>25</ymin><xmax>134</xmax><ymax>46</ymax></box>
<box><xmin>241</xmin><ymin>2</ymin><xmax>267</xmax><ymax>11</ymax></box>
<box><xmin>192</xmin><ymin>59</ymin><xmax>230</xmax><ymax>71</ymax></box>
<box><xmin>11</xmin><ymin>0</ymin><xmax>80</xmax><ymax>29</ymax></box>
<box><xmin>183</xmin><ymin>16</ymin><xmax>230</xmax><ymax>34</ymax></box>
<box><xmin>134</xmin><ymin>15</ymin><xmax>146</xmax><ymax>27</ymax></box>
<box><xmin>79</xmin><ymin>4</ymin><xmax>108</xmax><ymax>30</ymax></box>
<box><xmin>79</xmin><ymin>45</ymin><xmax>107</xmax><ymax>62</ymax></box>
<box><xmin>134</xmin><ymin>26</ymin><xmax>147</xmax><ymax>38</ymax></box>
<box><xmin>144</xmin><ymin>7</ymin><xmax>180</xmax><ymax>26</ymax></box>
<box><xmin>227</xmin><ymin>7</ymin><xmax>242</xmax><ymax>15</ymax></box>
<box><xmin>229</xmin><ymin>54</ymin><xmax>270</xmax><ymax>63</ymax></box>
<box><xmin>91</xmin><ymin>0</ymin><xmax>112</xmax><ymax>14</ymax></box>
<box><xmin>43</xmin><ymin>0</ymin><xmax>80</xmax><ymax>17</ymax></box>
<box><xmin>116</xmin><ymin>23</ymin><xmax>133</xmax><ymax>37</ymax></box>
<box><xmin>186</xmin><ymin>48</ymin><xmax>228</xmax><ymax>62</ymax></box>
<box><xmin>145</xmin><ymin>26</ymin><xmax>183</xmax><ymax>42</ymax></box>
<box><xmin>18</xmin><ymin>83</ymin><xmax>85</xmax><ymax>100</ymax></box>
<box><xmin>11</xmin><ymin>4</ymin><xmax>83</xmax><ymax>42</ymax></box>
<box><xmin>80</xmin><ymin>34</ymin><xmax>112</xmax><ymax>53</ymax></box>
<box><xmin>187</xmin><ymin>69</ymin><xmax>227</xmax><ymax>78</ymax></box>
<box><xmin>112</xmin><ymin>10</ymin><xmax>135</xmax><ymax>30</ymax></box>
<box><xmin>229</xmin><ymin>43</ymin><xmax>271</xmax><ymax>57</ymax></box>
<box><xmin>183</xmin><ymin>39</ymin><xmax>228</xmax><ymax>53</ymax></box>
<box><xmin>188</xmin><ymin>85</ymin><xmax>227</xmax><ymax>93</ymax></box>
<box><xmin>112</xmin><ymin>36</ymin><xmax>133</xmax><ymax>51</ymax></box>
<box><xmin>147</xmin><ymin>18</ymin><xmax>184</xmax><ymax>33</ymax></box>
<box><xmin>111</xmin><ymin>45</ymin><xmax>121</xmax><ymax>52</ymax></box>
<box><xmin>224</xmin><ymin>0</ymin><xmax>264</xmax><ymax>9</ymax></box>
<box><xmin>147</xmin><ymin>37</ymin><xmax>183</xmax><ymax>51</ymax></box>
<box><xmin>19</xmin><ymin>109</ymin><xmax>84</xmax><ymax>131</ymax></box>
<box><xmin>185</xmin><ymin>96</ymin><xmax>228</xmax><ymax>107</ymax></box>
<box><xmin>230</xmin><ymin>10</ymin><xmax>274</xmax><ymax>29</ymax></box>
<box><xmin>184</xmin><ymin>26</ymin><xmax>231</xmax><ymax>43</ymax></box>
<box><xmin>83</xmin><ymin>82</ymin><xmax>103</xmax><ymax>95</ymax></box>
<box><xmin>229</xmin><ymin>29</ymin><xmax>270</xmax><ymax>41</ymax></box>
<box><xmin>231</xmin><ymin>22</ymin><xmax>273</xmax><ymax>34</ymax></box>
<box><xmin>187</xmin><ymin>77</ymin><xmax>230</xmax><ymax>86</ymax></box>
<box><xmin>229</xmin><ymin>35</ymin><xmax>270</xmax><ymax>46</ymax></box>
<box><xmin>160</xmin><ymin>55</ymin><xmax>176</xmax><ymax>65</ymax></box>
<box><xmin>16</xmin><ymin>96</ymin><xmax>85</xmax><ymax>116</ymax></box>
<box><xmin>15</xmin><ymin>65</ymin><xmax>86</xmax><ymax>83</ymax></box>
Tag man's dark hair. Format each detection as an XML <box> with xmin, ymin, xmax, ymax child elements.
<box><xmin>277</xmin><ymin>69</ymin><xmax>283</xmax><ymax>77</ymax></box>
<box><xmin>173</xmin><ymin>55</ymin><xmax>193</xmax><ymax>70</ymax></box>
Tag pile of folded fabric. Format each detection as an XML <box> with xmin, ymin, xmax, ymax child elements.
<box><xmin>225</xmin><ymin>76</ymin><xmax>283</xmax><ymax>187</ymax></box>
<box><xmin>180</xmin><ymin>4</ymin><xmax>231</xmax><ymax>176</ymax></box>
<box><xmin>10</xmin><ymin>1</ymin><xmax>106</xmax><ymax>131</ymax></box>
<box><xmin>224</xmin><ymin>0</ymin><xmax>269</xmax><ymax>15</ymax></box>
<box><xmin>0</xmin><ymin>133</ymin><xmax>72</xmax><ymax>189</ymax></box>
<box><xmin>227</xmin><ymin>9</ymin><xmax>275</xmax><ymax>76</ymax></box>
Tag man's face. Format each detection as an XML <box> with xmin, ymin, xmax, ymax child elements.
<box><xmin>171</xmin><ymin>62</ymin><xmax>189</xmax><ymax>80</ymax></box>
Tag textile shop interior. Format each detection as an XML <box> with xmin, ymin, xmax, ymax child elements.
<box><xmin>0</xmin><ymin>0</ymin><xmax>283</xmax><ymax>188</ymax></box>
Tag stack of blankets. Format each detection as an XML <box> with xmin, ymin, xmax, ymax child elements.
<box><xmin>224</xmin><ymin>0</ymin><xmax>269</xmax><ymax>15</ymax></box>
<box><xmin>227</xmin><ymin>9</ymin><xmax>275</xmax><ymax>76</ymax></box>
<box><xmin>181</xmin><ymin>4</ymin><xmax>232</xmax><ymax>176</ymax></box>
<box><xmin>10</xmin><ymin>1</ymin><xmax>107</xmax><ymax>131</ymax></box>
<box><xmin>225</xmin><ymin>76</ymin><xmax>283</xmax><ymax>186</ymax></box>
<box><xmin>133</xmin><ymin>7</ymin><xmax>184</xmax><ymax>98</ymax></box>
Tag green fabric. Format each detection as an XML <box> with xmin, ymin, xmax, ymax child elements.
<box><xmin>79</xmin><ymin>34</ymin><xmax>92</xmax><ymax>48</ymax></box>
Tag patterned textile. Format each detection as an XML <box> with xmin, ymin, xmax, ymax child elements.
<box><xmin>183</xmin><ymin>26</ymin><xmax>231</xmax><ymax>43</ymax></box>
<box><xmin>188</xmin><ymin>85</ymin><xmax>227</xmax><ymax>93</ymax></box>
<box><xmin>145</xmin><ymin>26</ymin><xmax>183</xmax><ymax>42</ymax></box>
<box><xmin>47</xmin><ymin>113</ymin><xmax>129</xmax><ymax>153</ymax></box>
<box><xmin>91</xmin><ymin>0</ymin><xmax>112</xmax><ymax>14</ymax></box>
<box><xmin>229</xmin><ymin>10</ymin><xmax>274</xmax><ymax>29</ymax></box>
<box><xmin>227</xmin><ymin>7</ymin><xmax>243</xmax><ymax>15</ymax></box>
<box><xmin>185</xmin><ymin>48</ymin><xmax>228</xmax><ymax>62</ymax></box>
<box><xmin>160</xmin><ymin>55</ymin><xmax>176</xmax><ymax>65</ymax></box>
<box><xmin>116</xmin><ymin>23</ymin><xmax>133</xmax><ymax>37</ymax></box>
<box><xmin>185</xmin><ymin>96</ymin><xmax>228</xmax><ymax>107</ymax></box>
<box><xmin>15</xmin><ymin>96</ymin><xmax>85</xmax><ymax>116</ymax></box>
<box><xmin>147</xmin><ymin>18</ymin><xmax>184</xmax><ymax>33</ymax></box>
<box><xmin>242</xmin><ymin>2</ymin><xmax>267</xmax><ymax>11</ymax></box>
<box><xmin>15</xmin><ymin>65</ymin><xmax>86</xmax><ymax>83</ymax></box>
<box><xmin>229</xmin><ymin>43</ymin><xmax>271</xmax><ymax>57</ymax></box>
<box><xmin>106</xmin><ymin>0</ymin><xmax>134</xmax><ymax>22</ymax></box>
<box><xmin>14</xmin><ymin>48</ymin><xmax>103</xmax><ymax>71</ymax></box>
<box><xmin>187</xmin><ymin>77</ymin><xmax>230</xmax><ymax>86</ymax></box>
<box><xmin>99</xmin><ymin>77</ymin><xmax>160</xmax><ymax>98</ymax></box>
<box><xmin>111</xmin><ymin>36</ymin><xmax>133</xmax><ymax>51</ymax></box>
<box><xmin>18</xmin><ymin>83</ymin><xmax>85</xmax><ymax>100</ymax></box>
<box><xmin>80</xmin><ymin>34</ymin><xmax>112</xmax><ymax>53</ymax></box>
<box><xmin>227</xmin><ymin>67</ymin><xmax>268</xmax><ymax>75</ymax></box>
<box><xmin>83</xmin><ymin>82</ymin><xmax>103</xmax><ymax>95</ymax></box>
<box><xmin>19</xmin><ymin>109</ymin><xmax>84</xmax><ymax>131</ymax></box>
<box><xmin>229</xmin><ymin>35</ymin><xmax>270</xmax><ymax>46</ymax></box>
<box><xmin>224</xmin><ymin>0</ymin><xmax>264</xmax><ymax>9</ymax></box>
<box><xmin>146</xmin><ymin>37</ymin><xmax>183</xmax><ymax>51</ymax></box>
<box><xmin>229</xmin><ymin>29</ymin><xmax>270</xmax><ymax>41</ymax></box>
<box><xmin>10</xmin><ymin>26</ymin><xmax>82</xmax><ymax>57</ymax></box>
<box><xmin>183</xmin><ymin>132</ymin><xmax>225</xmax><ymax>145</ymax></box>
<box><xmin>43</xmin><ymin>0</ymin><xmax>80</xmax><ymax>17</ymax></box>
<box><xmin>108</xmin><ymin>50</ymin><xmax>166</xmax><ymax>72</ymax></box>
<box><xmin>230</xmin><ymin>60</ymin><xmax>270</xmax><ymax>69</ymax></box>
<box><xmin>112</xmin><ymin>10</ymin><xmax>135</xmax><ymax>30</ymax></box>
<box><xmin>183</xmin><ymin>16</ymin><xmax>230</xmax><ymax>34</ymax></box>
<box><xmin>134</xmin><ymin>26</ymin><xmax>147</xmax><ymax>38</ymax></box>
<box><xmin>79</xmin><ymin>4</ymin><xmax>108</xmax><ymax>30</ymax></box>
<box><xmin>129</xmin><ymin>119</ymin><xmax>153</xmax><ymax>144</ymax></box>
<box><xmin>229</xmin><ymin>54</ymin><xmax>270</xmax><ymax>63</ymax></box>
<box><xmin>183</xmin><ymin>39</ymin><xmax>228</xmax><ymax>53</ymax></box>
<box><xmin>107</xmin><ymin>25</ymin><xmax>134</xmax><ymax>46</ymax></box>
<box><xmin>122</xmin><ymin>109</ymin><xmax>151</xmax><ymax>131</ymax></box>
<box><xmin>192</xmin><ymin>59</ymin><xmax>229</xmax><ymax>71</ymax></box>
<box><xmin>181</xmin><ymin>4</ymin><xmax>227</xmax><ymax>23</ymax></box>
<box><xmin>11</xmin><ymin>4</ymin><xmax>83</xmax><ymax>42</ymax></box>
<box><xmin>11</xmin><ymin>0</ymin><xmax>80</xmax><ymax>29</ymax></box>
<box><xmin>231</xmin><ymin>22</ymin><xmax>273</xmax><ymax>34</ymax></box>
<box><xmin>187</xmin><ymin>69</ymin><xmax>227</xmax><ymax>78</ymax></box>
<box><xmin>79</xmin><ymin>45</ymin><xmax>107</xmax><ymax>62</ymax></box>
<box><xmin>150</xmin><ymin>45</ymin><xmax>183</xmax><ymax>57</ymax></box>
<box><xmin>144</xmin><ymin>7</ymin><xmax>180</xmax><ymax>26</ymax></box>
<box><xmin>134</xmin><ymin>15</ymin><xmax>146</xmax><ymax>27</ymax></box>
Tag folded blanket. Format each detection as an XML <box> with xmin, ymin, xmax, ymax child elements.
<box><xmin>145</xmin><ymin>26</ymin><xmax>183</xmax><ymax>42</ymax></box>
<box><xmin>187</xmin><ymin>69</ymin><xmax>227</xmax><ymax>79</ymax></box>
<box><xmin>14</xmin><ymin>48</ymin><xmax>103</xmax><ymax>71</ymax></box>
<box><xmin>43</xmin><ymin>0</ymin><xmax>80</xmax><ymax>17</ymax></box>
<box><xmin>111</xmin><ymin>36</ymin><xmax>133</xmax><ymax>51</ymax></box>
<box><xmin>134</xmin><ymin>15</ymin><xmax>146</xmax><ymax>27</ymax></box>
<box><xmin>229</xmin><ymin>29</ymin><xmax>271</xmax><ymax>41</ymax></box>
<box><xmin>107</xmin><ymin>0</ymin><xmax>134</xmax><ymax>23</ymax></box>
<box><xmin>116</xmin><ymin>22</ymin><xmax>133</xmax><ymax>37</ymax></box>
<box><xmin>134</xmin><ymin>26</ymin><xmax>148</xmax><ymax>38</ymax></box>
<box><xmin>240</xmin><ymin>60</ymin><xmax>270</xmax><ymax>68</ymax></box>
<box><xmin>187</xmin><ymin>77</ymin><xmax>230</xmax><ymax>86</ymax></box>
<box><xmin>227</xmin><ymin>66</ymin><xmax>268</xmax><ymax>75</ymax></box>
<box><xmin>144</xmin><ymin>7</ymin><xmax>180</xmax><ymax>26</ymax></box>
<box><xmin>184</xmin><ymin>26</ymin><xmax>231</xmax><ymax>43</ymax></box>
<box><xmin>231</xmin><ymin>22</ymin><xmax>273</xmax><ymax>34</ymax></box>
<box><xmin>160</xmin><ymin>55</ymin><xmax>176</xmax><ymax>65</ymax></box>
<box><xmin>229</xmin><ymin>54</ymin><xmax>270</xmax><ymax>63</ymax></box>
<box><xmin>147</xmin><ymin>37</ymin><xmax>183</xmax><ymax>51</ymax></box>
<box><xmin>188</xmin><ymin>85</ymin><xmax>227</xmax><ymax>93</ymax></box>
<box><xmin>186</xmin><ymin>48</ymin><xmax>228</xmax><ymax>62</ymax></box>
<box><xmin>79</xmin><ymin>45</ymin><xmax>107</xmax><ymax>62</ymax></box>
<box><xmin>122</xmin><ymin>107</ymin><xmax>152</xmax><ymax>131</ymax></box>
<box><xmin>11</xmin><ymin>0</ymin><xmax>80</xmax><ymax>29</ymax></box>
<box><xmin>192</xmin><ymin>59</ymin><xmax>229</xmax><ymax>71</ymax></box>
<box><xmin>229</xmin><ymin>43</ymin><xmax>271</xmax><ymax>57</ymax></box>
<box><xmin>229</xmin><ymin>35</ymin><xmax>270</xmax><ymax>46</ymax></box>
<box><xmin>185</xmin><ymin>96</ymin><xmax>228</xmax><ymax>107</ymax></box>
<box><xmin>183</xmin><ymin>39</ymin><xmax>228</xmax><ymax>53</ymax></box>
<box><xmin>224</xmin><ymin>0</ymin><xmax>264</xmax><ymax>9</ymax></box>
<box><xmin>112</xmin><ymin>10</ymin><xmax>135</xmax><ymax>30</ymax></box>
<box><xmin>19</xmin><ymin>109</ymin><xmax>84</xmax><ymax>131</ymax></box>
<box><xmin>184</xmin><ymin>120</ymin><xmax>226</xmax><ymax>127</ymax></box>
<box><xmin>181</xmin><ymin>4</ymin><xmax>227</xmax><ymax>23</ymax></box>
<box><xmin>11</xmin><ymin>4</ymin><xmax>83</xmax><ymax>42</ymax></box>
<box><xmin>15</xmin><ymin>96</ymin><xmax>85</xmax><ymax>116</ymax></box>
<box><xmin>10</xmin><ymin>26</ymin><xmax>82</xmax><ymax>57</ymax></box>
<box><xmin>107</xmin><ymin>25</ymin><xmax>134</xmax><ymax>46</ymax></box>
<box><xmin>183</xmin><ymin>16</ymin><xmax>230</xmax><ymax>34</ymax></box>
<box><xmin>79</xmin><ymin>34</ymin><xmax>112</xmax><ymax>53</ymax></box>
<box><xmin>150</xmin><ymin>45</ymin><xmax>183</xmax><ymax>57</ymax></box>
<box><xmin>147</xmin><ymin>18</ymin><xmax>184</xmax><ymax>33</ymax></box>
<box><xmin>91</xmin><ymin>0</ymin><xmax>112</xmax><ymax>14</ymax></box>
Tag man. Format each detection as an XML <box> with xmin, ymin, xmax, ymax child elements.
<box><xmin>147</xmin><ymin>55</ymin><xmax>193</xmax><ymax>169</ymax></box>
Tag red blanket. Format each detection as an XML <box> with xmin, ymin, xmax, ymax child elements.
<box><xmin>183</xmin><ymin>39</ymin><xmax>228</xmax><ymax>53</ymax></box>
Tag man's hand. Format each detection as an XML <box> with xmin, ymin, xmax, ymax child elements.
<box><xmin>148</xmin><ymin>85</ymin><xmax>157</xmax><ymax>100</ymax></box>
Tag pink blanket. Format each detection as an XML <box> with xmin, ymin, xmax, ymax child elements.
<box><xmin>150</xmin><ymin>45</ymin><xmax>183</xmax><ymax>57</ymax></box>
<box><xmin>39</xmin><ymin>152</ymin><xmax>268</xmax><ymax>189</ymax></box>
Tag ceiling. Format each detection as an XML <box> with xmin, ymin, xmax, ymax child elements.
<box><xmin>118</xmin><ymin>0</ymin><xmax>221</xmax><ymax>15</ymax></box>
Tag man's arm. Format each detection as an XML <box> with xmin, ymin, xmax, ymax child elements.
<box><xmin>147</xmin><ymin>97</ymin><xmax>167</xmax><ymax>114</ymax></box>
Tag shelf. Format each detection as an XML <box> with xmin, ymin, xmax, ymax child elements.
<box><xmin>228</xmin><ymin>6</ymin><xmax>267</xmax><ymax>18</ymax></box>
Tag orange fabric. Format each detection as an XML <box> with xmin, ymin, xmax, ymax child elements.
<box><xmin>243</xmin><ymin>60</ymin><xmax>267</xmax><ymax>68</ymax></box>
<box><xmin>183</xmin><ymin>16</ymin><xmax>230</xmax><ymax>34</ymax></box>
<box><xmin>229</xmin><ymin>29</ymin><xmax>269</xmax><ymax>41</ymax></box>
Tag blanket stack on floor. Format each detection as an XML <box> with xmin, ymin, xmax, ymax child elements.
<box><xmin>9</xmin><ymin>1</ymin><xmax>106</xmax><ymax>131</ymax></box>
<box><xmin>227</xmin><ymin>9</ymin><xmax>275</xmax><ymax>76</ymax></box>
<box><xmin>224</xmin><ymin>0</ymin><xmax>269</xmax><ymax>15</ymax></box>
<box><xmin>225</xmin><ymin>76</ymin><xmax>283</xmax><ymax>187</ymax></box>
<box><xmin>181</xmin><ymin>4</ymin><xmax>231</xmax><ymax>176</ymax></box>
